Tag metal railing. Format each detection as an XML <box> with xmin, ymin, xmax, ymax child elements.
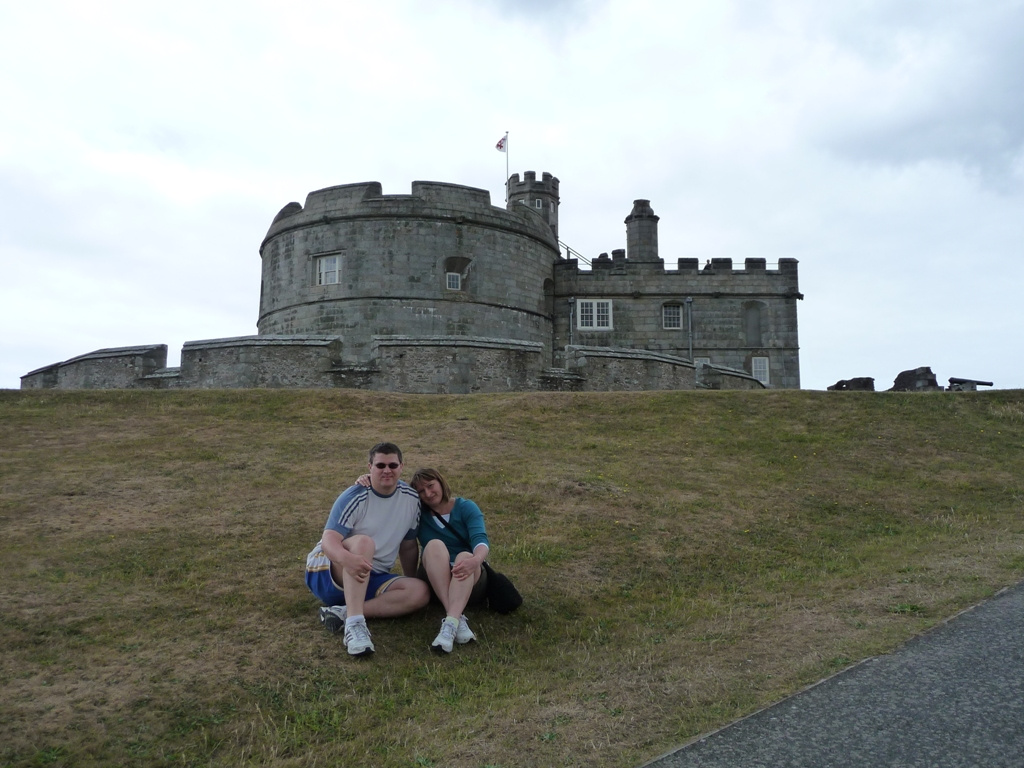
<box><xmin>558</xmin><ymin>240</ymin><xmax>591</xmax><ymax>267</ymax></box>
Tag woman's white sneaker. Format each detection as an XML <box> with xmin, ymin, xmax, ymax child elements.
<box><xmin>455</xmin><ymin>616</ymin><xmax>476</xmax><ymax>644</ymax></box>
<box><xmin>431</xmin><ymin>618</ymin><xmax>458</xmax><ymax>653</ymax></box>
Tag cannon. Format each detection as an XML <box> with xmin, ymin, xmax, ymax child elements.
<box><xmin>947</xmin><ymin>377</ymin><xmax>994</xmax><ymax>391</ymax></box>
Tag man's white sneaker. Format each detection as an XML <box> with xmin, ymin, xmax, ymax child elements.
<box><xmin>455</xmin><ymin>615</ymin><xmax>476</xmax><ymax>644</ymax></box>
<box><xmin>431</xmin><ymin>618</ymin><xmax>458</xmax><ymax>654</ymax></box>
<box><xmin>319</xmin><ymin>605</ymin><xmax>348</xmax><ymax>634</ymax></box>
<box><xmin>344</xmin><ymin>620</ymin><xmax>375</xmax><ymax>657</ymax></box>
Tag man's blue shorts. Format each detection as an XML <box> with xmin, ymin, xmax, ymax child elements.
<box><xmin>306</xmin><ymin>567</ymin><xmax>403</xmax><ymax>607</ymax></box>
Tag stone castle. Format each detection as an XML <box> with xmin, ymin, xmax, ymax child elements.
<box><xmin>22</xmin><ymin>171</ymin><xmax>802</xmax><ymax>393</ymax></box>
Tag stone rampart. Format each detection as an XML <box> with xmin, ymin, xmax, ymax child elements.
<box><xmin>23</xmin><ymin>336</ymin><xmax>767</xmax><ymax>393</ymax></box>
<box><xmin>372</xmin><ymin>336</ymin><xmax>544</xmax><ymax>394</ymax></box>
<box><xmin>176</xmin><ymin>335</ymin><xmax>343</xmax><ymax>389</ymax></box>
<box><xmin>21</xmin><ymin>345</ymin><xmax>168</xmax><ymax>390</ymax></box>
<box><xmin>563</xmin><ymin>346</ymin><xmax>763</xmax><ymax>391</ymax></box>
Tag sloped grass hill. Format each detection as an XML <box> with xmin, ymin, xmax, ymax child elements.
<box><xmin>2</xmin><ymin>388</ymin><xmax>1023</xmax><ymax>768</ymax></box>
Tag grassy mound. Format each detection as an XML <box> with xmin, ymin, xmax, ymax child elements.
<box><xmin>2</xmin><ymin>388</ymin><xmax>1022</xmax><ymax>767</ymax></box>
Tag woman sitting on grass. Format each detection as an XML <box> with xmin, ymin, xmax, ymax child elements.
<box><xmin>410</xmin><ymin>467</ymin><xmax>490</xmax><ymax>654</ymax></box>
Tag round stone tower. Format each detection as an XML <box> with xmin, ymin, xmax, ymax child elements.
<box><xmin>257</xmin><ymin>179</ymin><xmax>561</xmax><ymax>367</ymax></box>
<box><xmin>507</xmin><ymin>171</ymin><xmax>560</xmax><ymax>240</ymax></box>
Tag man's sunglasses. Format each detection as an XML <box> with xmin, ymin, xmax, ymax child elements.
<box><xmin>373</xmin><ymin>462</ymin><xmax>401</xmax><ymax>470</ymax></box>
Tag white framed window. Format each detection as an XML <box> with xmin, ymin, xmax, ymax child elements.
<box><xmin>752</xmin><ymin>356</ymin><xmax>770</xmax><ymax>385</ymax></box>
<box><xmin>444</xmin><ymin>257</ymin><xmax>471</xmax><ymax>291</ymax></box>
<box><xmin>663</xmin><ymin>304</ymin><xmax>682</xmax><ymax>329</ymax></box>
<box><xmin>694</xmin><ymin>357</ymin><xmax>711</xmax><ymax>368</ymax></box>
<box><xmin>578</xmin><ymin>299</ymin><xmax>613</xmax><ymax>329</ymax></box>
<box><xmin>316</xmin><ymin>255</ymin><xmax>340</xmax><ymax>285</ymax></box>
<box><xmin>535</xmin><ymin>199</ymin><xmax>543</xmax><ymax>209</ymax></box>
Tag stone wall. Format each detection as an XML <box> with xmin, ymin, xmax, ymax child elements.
<box><xmin>258</xmin><ymin>180</ymin><xmax>561</xmax><ymax>365</ymax></box>
<box><xmin>372</xmin><ymin>336</ymin><xmax>544</xmax><ymax>394</ymax></box>
<box><xmin>564</xmin><ymin>346</ymin><xmax>763</xmax><ymax>391</ymax></box>
<box><xmin>174</xmin><ymin>336</ymin><xmax>343</xmax><ymax>389</ymax></box>
<box><xmin>21</xmin><ymin>345</ymin><xmax>168</xmax><ymax>389</ymax></box>
<box><xmin>22</xmin><ymin>336</ymin><xmax>768</xmax><ymax>393</ymax></box>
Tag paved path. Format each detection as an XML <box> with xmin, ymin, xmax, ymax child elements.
<box><xmin>642</xmin><ymin>581</ymin><xmax>1024</xmax><ymax>768</ymax></box>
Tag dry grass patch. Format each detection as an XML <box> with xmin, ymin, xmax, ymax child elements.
<box><xmin>2</xmin><ymin>388</ymin><xmax>1024</xmax><ymax>767</ymax></box>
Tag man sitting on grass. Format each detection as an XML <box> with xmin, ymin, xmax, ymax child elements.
<box><xmin>304</xmin><ymin>442</ymin><xmax>430</xmax><ymax>656</ymax></box>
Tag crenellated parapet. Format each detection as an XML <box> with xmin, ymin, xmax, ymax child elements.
<box><xmin>556</xmin><ymin>255</ymin><xmax>801</xmax><ymax>298</ymax></box>
<box><xmin>507</xmin><ymin>171</ymin><xmax>560</xmax><ymax>239</ymax></box>
<box><xmin>263</xmin><ymin>180</ymin><xmax>556</xmax><ymax>249</ymax></box>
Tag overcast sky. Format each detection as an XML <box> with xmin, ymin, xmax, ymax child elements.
<box><xmin>2</xmin><ymin>0</ymin><xmax>1022</xmax><ymax>391</ymax></box>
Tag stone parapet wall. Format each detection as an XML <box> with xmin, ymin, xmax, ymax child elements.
<box><xmin>371</xmin><ymin>336</ymin><xmax>543</xmax><ymax>394</ymax></box>
<box><xmin>21</xmin><ymin>345</ymin><xmax>168</xmax><ymax>390</ymax></box>
<box><xmin>563</xmin><ymin>346</ymin><xmax>763</xmax><ymax>391</ymax></box>
<box><xmin>19</xmin><ymin>364</ymin><xmax>59</xmax><ymax>389</ymax></box>
<box><xmin>555</xmin><ymin>257</ymin><xmax>800</xmax><ymax>296</ymax></box>
<box><xmin>175</xmin><ymin>336</ymin><xmax>343</xmax><ymax>389</ymax></box>
<box><xmin>22</xmin><ymin>337</ymin><xmax>764</xmax><ymax>392</ymax></box>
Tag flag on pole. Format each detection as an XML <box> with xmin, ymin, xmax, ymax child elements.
<box><xmin>495</xmin><ymin>135</ymin><xmax>507</xmax><ymax>152</ymax></box>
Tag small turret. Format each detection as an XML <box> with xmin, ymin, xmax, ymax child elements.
<box><xmin>507</xmin><ymin>171</ymin><xmax>560</xmax><ymax>239</ymax></box>
<box><xmin>625</xmin><ymin>199</ymin><xmax>660</xmax><ymax>262</ymax></box>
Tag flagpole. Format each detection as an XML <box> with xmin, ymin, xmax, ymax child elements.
<box><xmin>504</xmin><ymin>131</ymin><xmax>509</xmax><ymax>202</ymax></box>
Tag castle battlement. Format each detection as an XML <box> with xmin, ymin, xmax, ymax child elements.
<box><xmin>675</xmin><ymin>257</ymin><xmax>799</xmax><ymax>275</ymax></box>
<box><xmin>409</xmin><ymin>180</ymin><xmax>493</xmax><ymax>208</ymax></box>
<box><xmin>507</xmin><ymin>170</ymin><xmax>560</xmax><ymax>195</ymax></box>
<box><xmin>507</xmin><ymin>170</ymin><xmax>560</xmax><ymax>239</ymax></box>
<box><xmin>263</xmin><ymin>179</ymin><xmax>557</xmax><ymax>248</ymax></box>
<box><xmin>556</xmin><ymin>256</ymin><xmax>800</xmax><ymax>287</ymax></box>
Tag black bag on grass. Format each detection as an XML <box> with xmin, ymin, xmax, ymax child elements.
<box><xmin>483</xmin><ymin>561</ymin><xmax>523</xmax><ymax>614</ymax></box>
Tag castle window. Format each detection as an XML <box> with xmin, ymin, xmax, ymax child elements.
<box><xmin>578</xmin><ymin>299</ymin><xmax>613</xmax><ymax>330</ymax></box>
<box><xmin>444</xmin><ymin>257</ymin><xmax>471</xmax><ymax>292</ymax></box>
<box><xmin>752</xmin><ymin>356</ymin><xmax>770</xmax><ymax>386</ymax></box>
<box><xmin>316</xmin><ymin>255</ymin><xmax>340</xmax><ymax>285</ymax></box>
<box><xmin>535</xmin><ymin>199</ymin><xmax>543</xmax><ymax>209</ymax></box>
<box><xmin>743</xmin><ymin>302</ymin><xmax>764</xmax><ymax>347</ymax></box>
<box><xmin>663</xmin><ymin>304</ymin><xmax>682</xmax><ymax>329</ymax></box>
<box><xmin>695</xmin><ymin>357</ymin><xmax>711</xmax><ymax>368</ymax></box>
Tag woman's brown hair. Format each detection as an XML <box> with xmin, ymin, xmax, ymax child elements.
<box><xmin>410</xmin><ymin>467</ymin><xmax>452</xmax><ymax>504</ymax></box>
